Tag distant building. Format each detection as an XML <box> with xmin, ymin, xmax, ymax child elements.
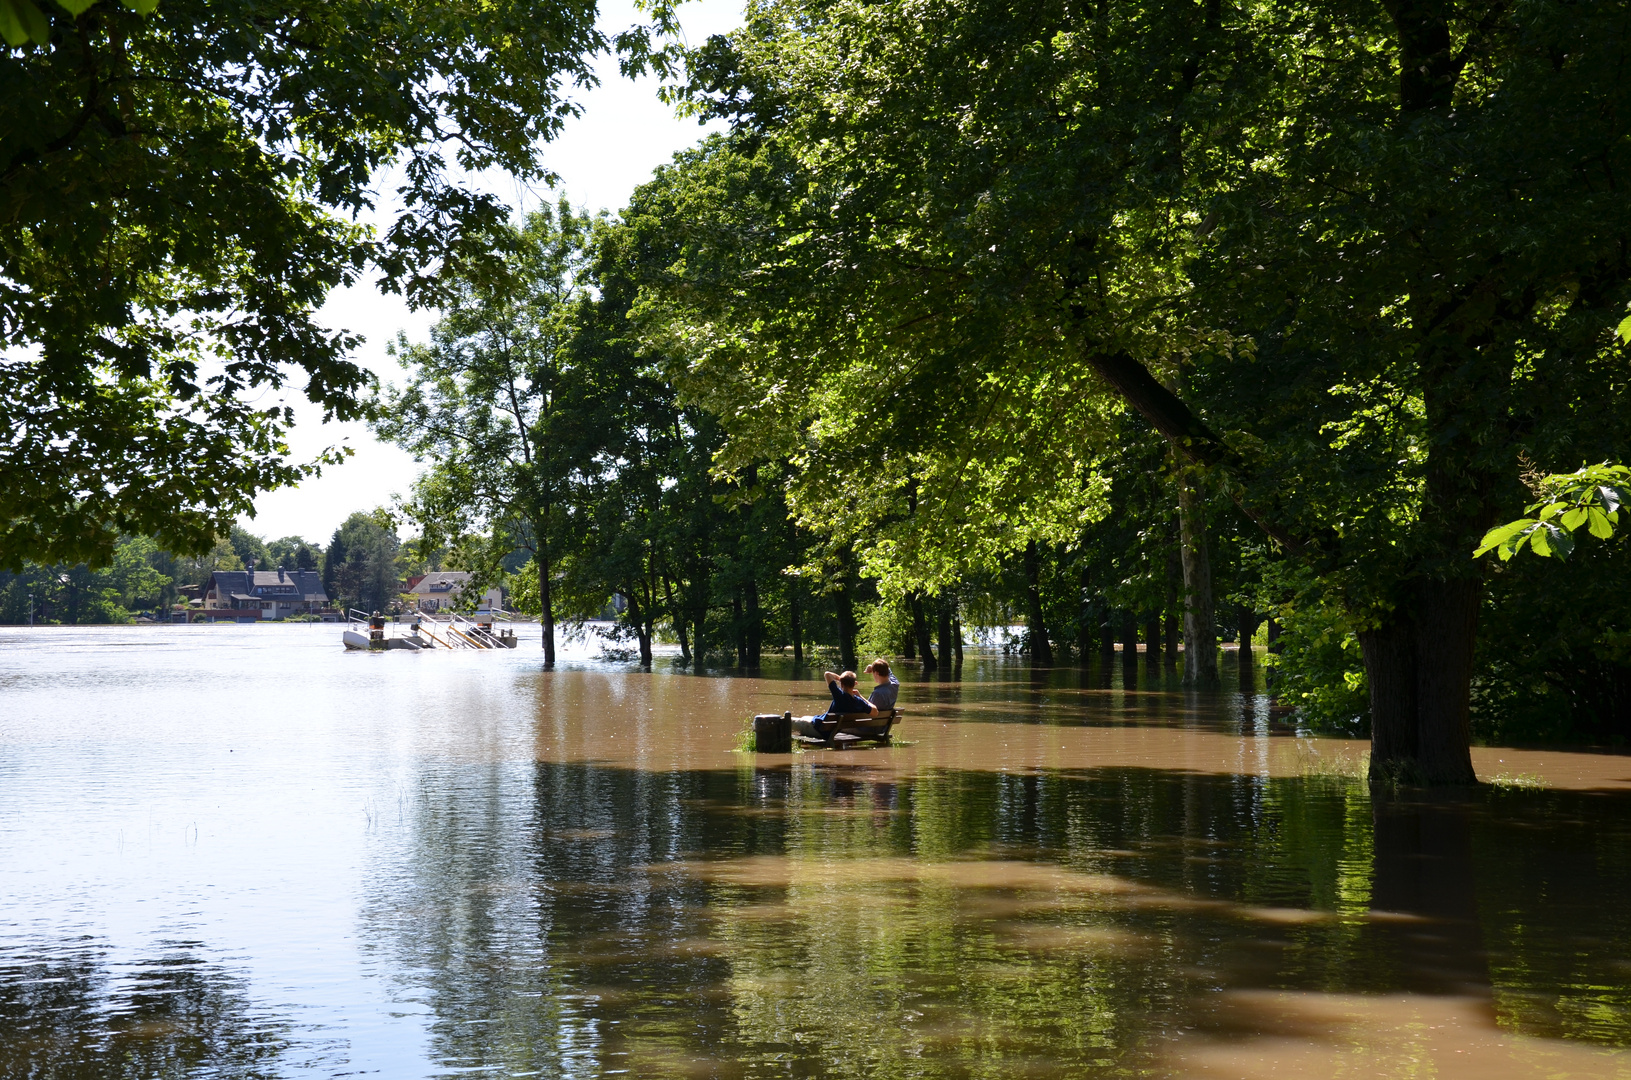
<box><xmin>404</xmin><ymin>571</ymin><xmax>503</xmax><ymax>613</ymax></box>
<box><xmin>199</xmin><ymin>567</ymin><xmax>329</xmax><ymax>620</ymax></box>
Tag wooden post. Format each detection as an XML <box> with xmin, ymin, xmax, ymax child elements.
<box><xmin>754</xmin><ymin>712</ymin><xmax>792</xmax><ymax>753</ymax></box>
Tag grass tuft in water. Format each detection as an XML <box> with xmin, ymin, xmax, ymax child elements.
<box><xmin>1295</xmin><ymin>742</ymin><xmax>1369</xmax><ymax>782</ymax></box>
<box><xmin>1488</xmin><ymin>772</ymin><xmax>1547</xmax><ymax>791</ymax></box>
<box><xmin>732</xmin><ymin>715</ymin><xmax>757</xmax><ymax>753</ymax></box>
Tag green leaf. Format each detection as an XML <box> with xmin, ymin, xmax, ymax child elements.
<box><xmin>1619</xmin><ymin>314</ymin><xmax>1631</xmax><ymax>344</ymax></box>
<box><xmin>1475</xmin><ymin>517</ymin><xmax>1537</xmax><ymax>557</ymax></box>
<box><xmin>1586</xmin><ymin>507</ymin><xmax>1614</xmax><ymax>540</ymax></box>
<box><xmin>0</xmin><ymin>0</ymin><xmax>49</xmax><ymax>45</ymax></box>
<box><xmin>119</xmin><ymin>0</ymin><xmax>158</xmax><ymax>13</ymax></box>
<box><xmin>54</xmin><ymin>0</ymin><xmax>95</xmax><ymax>15</ymax></box>
<box><xmin>0</xmin><ymin>0</ymin><xmax>30</xmax><ymax>46</ymax></box>
<box><xmin>1560</xmin><ymin>506</ymin><xmax>1588</xmax><ymax>532</ymax></box>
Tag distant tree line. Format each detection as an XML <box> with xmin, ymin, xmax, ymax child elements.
<box><xmin>0</xmin><ymin>512</ymin><xmax>443</xmax><ymax>624</ymax></box>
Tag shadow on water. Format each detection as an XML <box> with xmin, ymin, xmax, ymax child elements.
<box><xmin>353</xmin><ymin>756</ymin><xmax>1631</xmax><ymax>1079</ymax></box>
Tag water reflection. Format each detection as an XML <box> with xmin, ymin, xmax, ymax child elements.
<box><xmin>0</xmin><ymin>942</ymin><xmax>306</xmax><ymax>1078</ymax></box>
<box><xmin>362</xmin><ymin>759</ymin><xmax>1631</xmax><ymax>1078</ymax></box>
<box><xmin>2</xmin><ymin>627</ymin><xmax>1629</xmax><ymax>1078</ymax></box>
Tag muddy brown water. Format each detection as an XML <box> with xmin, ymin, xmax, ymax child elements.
<box><xmin>2</xmin><ymin>624</ymin><xmax>1630</xmax><ymax>1078</ymax></box>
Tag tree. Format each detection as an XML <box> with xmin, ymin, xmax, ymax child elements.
<box><xmin>632</xmin><ymin>0</ymin><xmax>1631</xmax><ymax>783</ymax></box>
<box><xmin>1</xmin><ymin>0</ymin><xmax>678</xmax><ymax>570</ymax></box>
<box><xmin>374</xmin><ymin>202</ymin><xmax>593</xmax><ymax>662</ymax></box>
<box><xmin>327</xmin><ymin>511</ymin><xmax>399</xmax><ymax>614</ymax></box>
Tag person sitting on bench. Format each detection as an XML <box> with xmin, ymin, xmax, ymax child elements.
<box><xmin>824</xmin><ymin>670</ymin><xmax>880</xmax><ymax>717</ymax></box>
<box><xmin>864</xmin><ymin>659</ymin><xmax>899</xmax><ymax>713</ymax></box>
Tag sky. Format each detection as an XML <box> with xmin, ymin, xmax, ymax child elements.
<box><xmin>241</xmin><ymin>0</ymin><xmax>742</xmax><ymax>545</ymax></box>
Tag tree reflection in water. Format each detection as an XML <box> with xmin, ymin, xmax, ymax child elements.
<box><xmin>361</xmin><ymin>759</ymin><xmax>1631</xmax><ymax>1078</ymax></box>
<box><xmin>0</xmin><ymin>942</ymin><xmax>303</xmax><ymax>1079</ymax></box>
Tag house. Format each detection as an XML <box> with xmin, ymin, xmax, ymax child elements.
<box><xmin>199</xmin><ymin>567</ymin><xmax>329</xmax><ymax>620</ymax></box>
<box><xmin>404</xmin><ymin>571</ymin><xmax>504</xmax><ymax>613</ymax></box>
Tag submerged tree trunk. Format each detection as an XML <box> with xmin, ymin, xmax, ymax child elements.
<box><xmin>1359</xmin><ymin>581</ymin><xmax>1480</xmax><ymax>787</ymax></box>
<box><xmin>627</xmin><ymin>590</ymin><xmax>653</xmax><ymax>666</ymax></box>
<box><xmin>911</xmin><ymin>593</ymin><xmax>937</xmax><ymax>671</ymax></box>
<box><xmin>1077</xmin><ymin>572</ymin><xmax>1095</xmax><ymax>666</ymax></box>
<box><xmin>1237</xmin><ymin>604</ymin><xmax>1260</xmax><ymax>694</ymax></box>
<box><xmin>1266</xmin><ymin>618</ymin><xmax>1282</xmax><ymax>689</ymax></box>
<box><xmin>1120</xmin><ymin>611</ymin><xmax>1139</xmax><ymax>679</ymax></box>
<box><xmin>937</xmin><ymin>595</ymin><xmax>953</xmax><ymax>666</ymax></box>
<box><xmin>664</xmin><ymin>577</ymin><xmax>690</xmax><ymax>665</ymax></box>
<box><xmin>539</xmin><ymin>548</ymin><xmax>556</xmax><ymax>665</ymax></box>
<box><xmin>1143</xmin><ymin>616</ymin><xmax>1161</xmax><ymax>670</ymax></box>
<box><xmin>953</xmin><ymin>614</ymin><xmax>964</xmax><ymax>666</ymax></box>
<box><xmin>745</xmin><ymin>576</ymin><xmax>762</xmax><ymax>668</ymax></box>
<box><xmin>1176</xmin><ymin>470</ymin><xmax>1218</xmax><ymax>687</ymax></box>
<box><xmin>790</xmin><ymin>581</ymin><xmax>803</xmax><ymax>666</ymax></box>
<box><xmin>1024</xmin><ymin>541</ymin><xmax>1054</xmax><ymax>667</ymax></box>
<box><xmin>1165</xmin><ymin>547</ymin><xmax>1181</xmax><ymax>670</ymax></box>
<box><xmin>1359</xmin><ymin>614</ymin><xmax>1418</xmax><ymax>782</ymax></box>
<box><xmin>836</xmin><ymin>568</ymin><xmax>858</xmax><ymax>673</ymax></box>
<box><xmin>732</xmin><ymin>591</ymin><xmax>746</xmax><ymax>666</ymax></box>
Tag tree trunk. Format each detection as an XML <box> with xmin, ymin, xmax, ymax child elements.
<box><xmin>1076</xmin><ymin>572</ymin><xmax>1094</xmax><ymax>666</ymax></box>
<box><xmin>1143</xmin><ymin>616</ymin><xmax>1162</xmax><ymax>671</ymax></box>
<box><xmin>1099</xmin><ymin>610</ymin><xmax>1116</xmax><ymax>670</ymax></box>
<box><xmin>663</xmin><ymin>575</ymin><xmax>690</xmax><ymax>665</ymax></box>
<box><xmin>937</xmin><ymin>595</ymin><xmax>953</xmax><ymax>665</ymax></box>
<box><xmin>952</xmin><ymin>614</ymin><xmax>963</xmax><ymax>666</ymax></box>
<box><xmin>1024</xmin><ymin>541</ymin><xmax>1054</xmax><ymax>667</ymax></box>
<box><xmin>790</xmin><ymin>581</ymin><xmax>804</xmax><ymax>666</ymax></box>
<box><xmin>1359</xmin><ymin>614</ymin><xmax>1418</xmax><ymax>784</ymax></box>
<box><xmin>911</xmin><ymin>593</ymin><xmax>937</xmax><ymax>671</ymax></box>
<box><xmin>1120</xmin><ymin>611</ymin><xmax>1139</xmax><ymax>679</ymax></box>
<box><xmin>1176</xmin><ymin>470</ymin><xmax>1218</xmax><ymax>686</ymax></box>
<box><xmin>1266</xmin><ymin>618</ymin><xmax>1282</xmax><ymax>689</ymax></box>
<box><xmin>836</xmin><ymin>569</ymin><xmax>858</xmax><ymax>673</ymax></box>
<box><xmin>1165</xmin><ymin>546</ymin><xmax>1182</xmax><ymax>669</ymax></box>
<box><xmin>1237</xmin><ymin>604</ymin><xmax>1260</xmax><ymax>694</ymax></box>
<box><xmin>627</xmin><ymin>590</ymin><xmax>653</xmax><ymax>666</ymax></box>
<box><xmin>732</xmin><ymin>591</ymin><xmax>746</xmax><ymax>666</ymax></box>
<box><xmin>744</xmin><ymin>575</ymin><xmax>762</xmax><ymax>667</ymax></box>
<box><xmin>1412</xmin><ymin>579</ymin><xmax>1480</xmax><ymax>785</ymax></box>
<box><xmin>539</xmin><ymin>549</ymin><xmax>556</xmax><ymax>664</ymax></box>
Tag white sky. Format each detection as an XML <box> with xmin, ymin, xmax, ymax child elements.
<box><xmin>241</xmin><ymin>0</ymin><xmax>741</xmax><ymax>545</ymax></box>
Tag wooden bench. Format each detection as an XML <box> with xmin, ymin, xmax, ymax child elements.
<box><xmin>793</xmin><ymin>710</ymin><xmax>901</xmax><ymax>750</ymax></box>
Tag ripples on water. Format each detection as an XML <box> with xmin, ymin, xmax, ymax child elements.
<box><xmin>2</xmin><ymin>624</ymin><xmax>1630</xmax><ymax>1078</ymax></box>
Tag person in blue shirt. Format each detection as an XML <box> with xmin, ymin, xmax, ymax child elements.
<box><xmin>823</xmin><ymin>670</ymin><xmax>878</xmax><ymax>716</ymax></box>
<box><xmin>864</xmin><ymin>659</ymin><xmax>900</xmax><ymax>713</ymax></box>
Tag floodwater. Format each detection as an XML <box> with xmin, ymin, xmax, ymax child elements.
<box><xmin>3</xmin><ymin>625</ymin><xmax>1631</xmax><ymax>1079</ymax></box>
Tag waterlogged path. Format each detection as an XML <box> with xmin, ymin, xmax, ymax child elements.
<box><xmin>2</xmin><ymin>624</ymin><xmax>1630</xmax><ymax>1078</ymax></box>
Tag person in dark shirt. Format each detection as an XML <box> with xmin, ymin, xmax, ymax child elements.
<box><xmin>823</xmin><ymin>670</ymin><xmax>880</xmax><ymax>716</ymax></box>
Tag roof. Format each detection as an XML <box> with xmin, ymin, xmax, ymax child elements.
<box><xmin>408</xmin><ymin>571</ymin><xmax>477</xmax><ymax>595</ymax></box>
<box><xmin>208</xmin><ymin>569</ymin><xmax>328</xmax><ymax>604</ymax></box>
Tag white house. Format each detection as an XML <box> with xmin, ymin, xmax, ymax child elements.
<box><xmin>404</xmin><ymin>571</ymin><xmax>504</xmax><ymax>613</ymax></box>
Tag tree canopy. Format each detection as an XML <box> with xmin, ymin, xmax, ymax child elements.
<box><xmin>0</xmin><ymin>0</ymin><xmax>678</xmax><ymax>570</ymax></box>
<box><xmin>611</xmin><ymin>0</ymin><xmax>1631</xmax><ymax>779</ymax></box>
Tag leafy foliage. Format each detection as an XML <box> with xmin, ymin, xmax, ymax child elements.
<box><xmin>1</xmin><ymin>0</ymin><xmax>678</xmax><ymax>570</ymax></box>
<box><xmin>1476</xmin><ymin>465</ymin><xmax>1630</xmax><ymax>562</ymax></box>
